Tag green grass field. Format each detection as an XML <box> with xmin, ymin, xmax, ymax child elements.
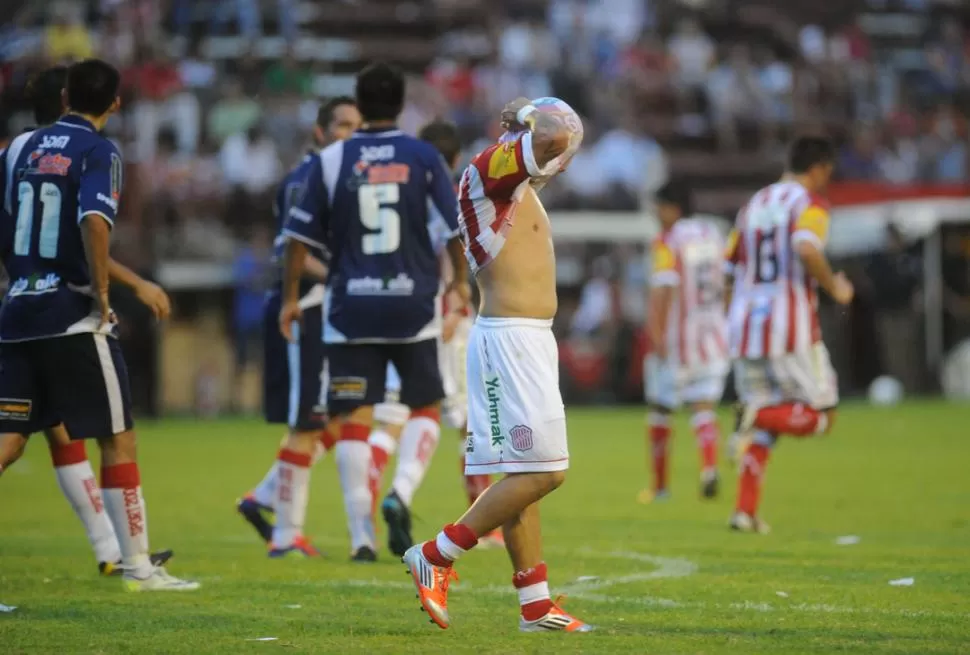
<box><xmin>2</xmin><ymin>403</ymin><xmax>969</xmax><ymax>654</ymax></box>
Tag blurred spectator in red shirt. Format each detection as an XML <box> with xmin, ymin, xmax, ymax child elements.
<box><xmin>127</xmin><ymin>46</ymin><xmax>201</xmax><ymax>160</ymax></box>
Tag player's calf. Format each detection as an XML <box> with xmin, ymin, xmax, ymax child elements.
<box><xmin>0</xmin><ymin>434</ymin><xmax>28</xmax><ymax>475</ymax></box>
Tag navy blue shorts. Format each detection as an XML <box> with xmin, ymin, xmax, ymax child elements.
<box><xmin>0</xmin><ymin>333</ymin><xmax>133</xmax><ymax>439</ymax></box>
<box><xmin>263</xmin><ymin>292</ymin><xmax>326</xmax><ymax>431</ymax></box>
<box><xmin>326</xmin><ymin>339</ymin><xmax>444</xmax><ymax>416</ymax></box>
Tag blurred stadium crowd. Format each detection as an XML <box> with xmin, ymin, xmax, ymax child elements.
<box><xmin>1</xmin><ymin>0</ymin><xmax>969</xmax><ymax>411</ymax></box>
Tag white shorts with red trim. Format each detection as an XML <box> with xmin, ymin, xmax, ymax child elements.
<box><xmin>644</xmin><ymin>355</ymin><xmax>729</xmax><ymax>410</ymax></box>
<box><xmin>439</xmin><ymin>316</ymin><xmax>472</xmax><ymax>429</ymax></box>
<box><xmin>733</xmin><ymin>342</ymin><xmax>839</xmax><ymax>410</ymax></box>
<box><xmin>464</xmin><ymin>317</ymin><xmax>568</xmax><ymax>474</ymax></box>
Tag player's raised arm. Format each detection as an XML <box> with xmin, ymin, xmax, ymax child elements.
<box><xmin>791</xmin><ymin>203</ymin><xmax>853</xmax><ymax>305</ymax></box>
<box><xmin>78</xmin><ymin>140</ymin><xmax>123</xmax><ymax>328</ymax></box>
<box><xmin>279</xmin><ymin>154</ymin><xmax>330</xmax><ymax>341</ymax></box>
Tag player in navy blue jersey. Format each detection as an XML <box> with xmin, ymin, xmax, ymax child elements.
<box><xmin>0</xmin><ymin>64</ymin><xmax>176</xmax><ymax>578</ymax></box>
<box><xmin>0</xmin><ymin>60</ymin><xmax>197</xmax><ymax>591</ymax></box>
<box><xmin>235</xmin><ymin>96</ymin><xmax>361</xmax><ymax>557</ymax></box>
<box><xmin>280</xmin><ymin>63</ymin><xmax>470</xmax><ymax>561</ymax></box>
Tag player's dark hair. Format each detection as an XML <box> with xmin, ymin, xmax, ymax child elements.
<box><xmin>655</xmin><ymin>179</ymin><xmax>693</xmax><ymax>216</ymax></box>
<box><xmin>418</xmin><ymin>120</ymin><xmax>461</xmax><ymax>169</ymax></box>
<box><xmin>65</xmin><ymin>59</ymin><xmax>121</xmax><ymax>118</ymax></box>
<box><xmin>27</xmin><ymin>66</ymin><xmax>68</xmax><ymax>126</ymax></box>
<box><xmin>787</xmin><ymin>136</ymin><xmax>836</xmax><ymax>175</ymax></box>
<box><xmin>317</xmin><ymin>96</ymin><xmax>356</xmax><ymax>128</ymax></box>
<box><xmin>355</xmin><ymin>62</ymin><xmax>405</xmax><ymax>122</ymax></box>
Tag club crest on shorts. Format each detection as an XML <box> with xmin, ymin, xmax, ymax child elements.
<box><xmin>509</xmin><ymin>425</ymin><xmax>534</xmax><ymax>452</ymax></box>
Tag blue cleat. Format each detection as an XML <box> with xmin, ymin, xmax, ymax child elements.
<box><xmin>381</xmin><ymin>491</ymin><xmax>413</xmax><ymax>557</ymax></box>
<box><xmin>236</xmin><ymin>494</ymin><xmax>274</xmax><ymax>543</ymax></box>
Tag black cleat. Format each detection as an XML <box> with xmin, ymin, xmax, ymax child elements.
<box><xmin>99</xmin><ymin>549</ymin><xmax>175</xmax><ymax>577</ymax></box>
<box><xmin>351</xmin><ymin>546</ymin><xmax>378</xmax><ymax>562</ymax></box>
<box><xmin>381</xmin><ymin>490</ymin><xmax>413</xmax><ymax>557</ymax></box>
<box><xmin>701</xmin><ymin>472</ymin><xmax>719</xmax><ymax>499</ymax></box>
<box><xmin>236</xmin><ymin>495</ymin><xmax>274</xmax><ymax>543</ymax></box>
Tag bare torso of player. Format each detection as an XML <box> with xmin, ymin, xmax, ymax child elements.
<box><xmin>477</xmin><ymin>186</ymin><xmax>557</xmax><ymax>320</ymax></box>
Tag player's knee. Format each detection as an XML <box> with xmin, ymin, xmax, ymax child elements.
<box><xmin>0</xmin><ymin>435</ymin><xmax>27</xmax><ymax>469</ymax></box>
<box><xmin>287</xmin><ymin>429</ymin><xmax>320</xmax><ymax>452</ymax></box>
<box><xmin>538</xmin><ymin>469</ymin><xmax>567</xmax><ymax>494</ymax></box>
<box><xmin>98</xmin><ymin>430</ymin><xmax>137</xmax><ymax>464</ymax></box>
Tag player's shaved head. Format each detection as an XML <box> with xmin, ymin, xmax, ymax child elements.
<box><xmin>355</xmin><ymin>62</ymin><xmax>405</xmax><ymax>123</ymax></box>
<box><xmin>418</xmin><ymin>120</ymin><xmax>461</xmax><ymax>171</ymax></box>
<box><xmin>27</xmin><ymin>66</ymin><xmax>68</xmax><ymax>126</ymax></box>
<box><xmin>66</xmin><ymin>59</ymin><xmax>121</xmax><ymax>118</ymax></box>
<box><xmin>787</xmin><ymin>136</ymin><xmax>835</xmax><ymax>175</ymax></box>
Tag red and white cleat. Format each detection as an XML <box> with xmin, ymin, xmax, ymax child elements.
<box><xmin>519</xmin><ymin>598</ymin><xmax>594</xmax><ymax>633</ymax></box>
<box><xmin>402</xmin><ymin>544</ymin><xmax>458</xmax><ymax>630</ymax></box>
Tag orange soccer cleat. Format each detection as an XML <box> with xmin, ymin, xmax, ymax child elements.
<box><xmin>519</xmin><ymin>597</ymin><xmax>594</xmax><ymax>633</ymax></box>
<box><xmin>402</xmin><ymin>544</ymin><xmax>458</xmax><ymax>629</ymax></box>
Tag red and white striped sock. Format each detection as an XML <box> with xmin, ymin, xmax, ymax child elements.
<box><xmin>422</xmin><ymin>523</ymin><xmax>477</xmax><ymax>567</ymax></box>
<box><xmin>514</xmin><ymin>562</ymin><xmax>553</xmax><ymax>621</ymax></box>
<box><xmin>648</xmin><ymin>412</ymin><xmax>671</xmax><ymax>492</ymax></box>
<box><xmin>52</xmin><ymin>441</ymin><xmax>120</xmax><ymax>564</ymax></box>
<box><xmin>272</xmin><ymin>448</ymin><xmax>311</xmax><ymax>548</ymax></box>
<box><xmin>691</xmin><ymin>410</ymin><xmax>720</xmax><ymax>474</ymax></box>
<box><xmin>337</xmin><ymin>422</ymin><xmax>374</xmax><ymax>552</ymax></box>
<box><xmin>101</xmin><ymin>463</ymin><xmax>151</xmax><ymax>577</ymax></box>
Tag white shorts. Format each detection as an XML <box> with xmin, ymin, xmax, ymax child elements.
<box><xmin>644</xmin><ymin>355</ymin><xmax>728</xmax><ymax>410</ymax></box>
<box><xmin>439</xmin><ymin>316</ymin><xmax>472</xmax><ymax>429</ymax></box>
<box><xmin>464</xmin><ymin>317</ymin><xmax>568</xmax><ymax>475</ymax></box>
<box><xmin>734</xmin><ymin>342</ymin><xmax>839</xmax><ymax>410</ymax></box>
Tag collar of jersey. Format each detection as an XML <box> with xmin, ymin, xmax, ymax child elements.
<box><xmin>56</xmin><ymin>114</ymin><xmax>96</xmax><ymax>132</ymax></box>
<box><xmin>353</xmin><ymin>127</ymin><xmax>403</xmax><ymax>138</ymax></box>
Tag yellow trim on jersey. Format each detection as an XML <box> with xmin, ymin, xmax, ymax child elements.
<box><xmin>487</xmin><ymin>143</ymin><xmax>520</xmax><ymax>179</ymax></box>
<box><xmin>652</xmin><ymin>241</ymin><xmax>676</xmax><ymax>274</ymax></box>
<box><xmin>795</xmin><ymin>205</ymin><xmax>830</xmax><ymax>243</ymax></box>
<box><xmin>724</xmin><ymin>229</ymin><xmax>740</xmax><ymax>262</ymax></box>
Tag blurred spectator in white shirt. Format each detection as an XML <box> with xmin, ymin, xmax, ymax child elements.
<box><xmin>220</xmin><ymin>125</ymin><xmax>282</xmax><ymax>195</ymax></box>
<box><xmin>571</xmin><ymin>256</ymin><xmax>616</xmax><ymax>336</ymax></box>
<box><xmin>706</xmin><ymin>45</ymin><xmax>772</xmax><ymax>150</ymax></box>
<box><xmin>668</xmin><ymin>18</ymin><xmax>715</xmax><ymax>99</ymax></box>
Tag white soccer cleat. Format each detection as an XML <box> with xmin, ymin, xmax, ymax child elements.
<box><xmin>123</xmin><ymin>567</ymin><xmax>200</xmax><ymax>592</ymax></box>
<box><xmin>519</xmin><ymin>600</ymin><xmax>594</xmax><ymax>633</ymax></box>
<box><xmin>729</xmin><ymin>511</ymin><xmax>771</xmax><ymax>535</ymax></box>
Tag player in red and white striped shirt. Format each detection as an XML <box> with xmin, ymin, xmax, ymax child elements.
<box><xmin>642</xmin><ymin>181</ymin><xmax>729</xmax><ymax>502</ymax></box>
<box><xmin>725</xmin><ymin>136</ymin><xmax>854</xmax><ymax>534</ymax></box>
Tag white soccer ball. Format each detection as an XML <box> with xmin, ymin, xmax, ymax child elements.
<box><xmin>868</xmin><ymin>375</ymin><xmax>904</xmax><ymax>406</ymax></box>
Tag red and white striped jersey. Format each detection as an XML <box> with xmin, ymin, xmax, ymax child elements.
<box><xmin>457</xmin><ymin>132</ymin><xmax>544</xmax><ymax>273</ymax></box>
<box><xmin>726</xmin><ymin>180</ymin><xmax>832</xmax><ymax>359</ymax></box>
<box><xmin>651</xmin><ymin>218</ymin><xmax>728</xmax><ymax>370</ymax></box>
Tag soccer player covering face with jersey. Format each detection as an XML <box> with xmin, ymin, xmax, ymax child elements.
<box><xmin>725</xmin><ymin>136</ymin><xmax>854</xmax><ymax>534</ymax></box>
<box><xmin>0</xmin><ymin>65</ymin><xmax>175</xmax><ymax>578</ymax></box>
<box><xmin>280</xmin><ymin>63</ymin><xmax>469</xmax><ymax>562</ymax></box>
<box><xmin>0</xmin><ymin>59</ymin><xmax>197</xmax><ymax>591</ymax></box>
<box><xmin>641</xmin><ymin>180</ymin><xmax>729</xmax><ymax>504</ymax></box>
<box><xmin>235</xmin><ymin>97</ymin><xmax>362</xmax><ymax>558</ymax></box>
<box><xmin>401</xmin><ymin>97</ymin><xmax>593</xmax><ymax>633</ymax></box>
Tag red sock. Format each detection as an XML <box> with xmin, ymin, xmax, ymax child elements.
<box><xmin>422</xmin><ymin>523</ymin><xmax>477</xmax><ymax>567</ymax></box>
<box><xmin>460</xmin><ymin>454</ymin><xmax>491</xmax><ymax>505</ymax></box>
<box><xmin>754</xmin><ymin>404</ymin><xmax>824</xmax><ymax>437</ymax></box>
<box><xmin>691</xmin><ymin>411</ymin><xmax>719</xmax><ymax>471</ymax></box>
<box><xmin>368</xmin><ymin>443</ymin><xmax>391</xmax><ymax>518</ymax></box>
<box><xmin>49</xmin><ymin>440</ymin><xmax>87</xmax><ymax>467</ymax></box>
<box><xmin>648</xmin><ymin>415</ymin><xmax>671</xmax><ymax>492</ymax></box>
<box><xmin>736</xmin><ymin>443</ymin><xmax>770</xmax><ymax>515</ymax></box>
<box><xmin>513</xmin><ymin>562</ymin><xmax>553</xmax><ymax>621</ymax></box>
